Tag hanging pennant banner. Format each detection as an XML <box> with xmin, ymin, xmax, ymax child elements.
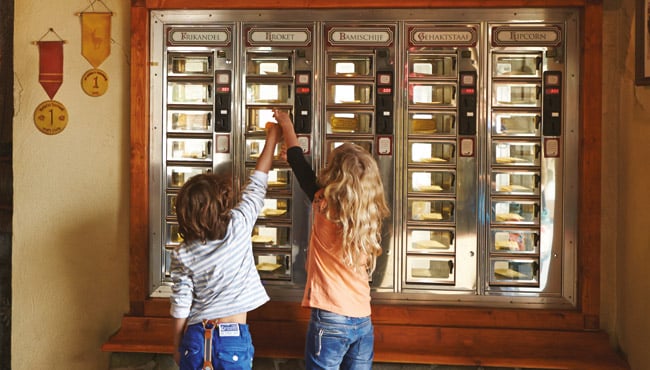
<box><xmin>38</xmin><ymin>41</ymin><xmax>64</xmax><ymax>100</ymax></box>
<box><xmin>81</xmin><ymin>12</ymin><xmax>112</xmax><ymax>68</ymax></box>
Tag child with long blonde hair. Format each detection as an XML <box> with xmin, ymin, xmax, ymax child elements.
<box><xmin>274</xmin><ymin>110</ymin><xmax>390</xmax><ymax>370</ymax></box>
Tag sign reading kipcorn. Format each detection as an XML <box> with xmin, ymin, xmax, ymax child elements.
<box><xmin>492</xmin><ymin>25</ymin><xmax>562</xmax><ymax>47</ymax></box>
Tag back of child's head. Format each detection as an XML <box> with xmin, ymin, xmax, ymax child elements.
<box><xmin>175</xmin><ymin>173</ymin><xmax>233</xmax><ymax>244</ymax></box>
<box><xmin>318</xmin><ymin>143</ymin><xmax>390</xmax><ymax>273</ymax></box>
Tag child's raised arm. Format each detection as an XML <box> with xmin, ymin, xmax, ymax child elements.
<box><xmin>273</xmin><ymin>110</ymin><xmax>299</xmax><ymax>149</ymax></box>
<box><xmin>255</xmin><ymin>122</ymin><xmax>282</xmax><ymax>173</ymax></box>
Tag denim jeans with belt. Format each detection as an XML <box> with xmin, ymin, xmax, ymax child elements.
<box><xmin>305</xmin><ymin>308</ymin><xmax>374</xmax><ymax>370</ymax></box>
<box><xmin>179</xmin><ymin>322</ymin><xmax>254</xmax><ymax>370</ymax></box>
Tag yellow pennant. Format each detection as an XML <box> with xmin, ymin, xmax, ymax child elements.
<box><xmin>81</xmin><ymin>12</ymin><xmax>111</xmax><ymax>68</ymax></box>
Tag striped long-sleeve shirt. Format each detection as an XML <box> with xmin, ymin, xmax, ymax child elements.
<box><xmin>169</xmin><ymin>171</ymin><xmax>270</xmax><ymax>324</ymax></box>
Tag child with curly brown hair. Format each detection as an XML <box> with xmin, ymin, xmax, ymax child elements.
<box><xmin>170</xmin><ymin>123</ymin><xmax>282</xmax><ymax>370</ymax></box>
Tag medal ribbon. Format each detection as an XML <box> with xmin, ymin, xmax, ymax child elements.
<box><xmin>38</xmin><ymin>41</ymin><xmax>64</xmax><ymax>100</ymax></box>
<box><xmin>81</xmin><ymin>12</ymin><xmax>112</xmax><ymax>68</ymax></box>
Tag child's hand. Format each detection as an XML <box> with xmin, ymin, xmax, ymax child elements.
<box><xmin>273</xmin><ymin>110</ymin><xmax>292</xmax><ymax>126</ymax></box>
<box><xmin>264</xmin><ymin>121</ymin><xmax>282</xmax><ymax>140</ymax></box>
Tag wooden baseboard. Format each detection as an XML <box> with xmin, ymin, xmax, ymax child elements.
<box><xmin>103</xmin><ymin>314</ymin><xmax>629</xmax><ymax>369</ymax></box>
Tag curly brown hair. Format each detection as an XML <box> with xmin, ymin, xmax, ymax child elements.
<box><xmin>175</xmin><ymin>173</ymin><xmax>233</xmax><ymax>243</ymax></box>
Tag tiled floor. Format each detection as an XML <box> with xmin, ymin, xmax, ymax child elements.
<box><xmin>109</xmin><ymin>353</ymin><xmax>546</xmax><ymax>370</ymax></box>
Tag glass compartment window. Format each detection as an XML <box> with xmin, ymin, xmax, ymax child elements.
<box><xmin>254</xmin><ymin>253</ymin><xmax>291</xmax><ymax>280</ymax></box>
<box><xmin>406</xmin><ymin>256</ymin><xmax>455</xmax><ymax>283</ymax></box>
<box><xmin>407</xmin><ymin>228</ymin><xmax>455</xmax><ymax>252</ymax></box>
<box><xmin>166</xmin><ymin>166</ymin><xmax>211</xmax><ymax>188</ymax></box>
<box><xmin>491</xmin><ymin>229</ymin><xmax>539</xmax><ymax>253</ymax></box>
<box><xmin>327</xmin><ymin>112</ymin><xmax>373</xmax><ymax>134</ymax></box>
<box><xmin>409</xmin><ymin>54</ymin><xmax>457</xmax><ymax>78</ymax></box>
<box><xmin>408</xmin><ymin>199</ymin><xmax>455</xmax><ymax>223</ymax></box>
<box><xmin>168</xmin><ymin>54</ymin><xmax>211</xmax><ymax>76</ymax></box>
<box><xmin>492</xmin><ymin>112</ymin><xmax>540</xmax><ymax>136</ymax></box>
<box><xmin>327</xmin><ymin>55</ymin><xmax>373</xmax><ymax>77</ymax></box>
<box><xmin>167</xmin><ymin>138</ymin><xmax>212</xmax><ymax>161</ymax></box>
<box><xmin>408</xmin><ymin>112</ymin><xmax>456</xmax><ymax>135</ymax></box>
<box><xmin>165</xmin><ymin>222</ymin><xmax>182</xmax><ymax>246</ymax></box>
<box><xmin>409</xmin><ymin>83</ymin><xmax>456</xmax><ymax>106</ymax></box>
<box><xmin>248</xmin><ymin>167</ymin><xmax>291</xmax><ymax>191</ymax></box>
<box><xmin>490</xmin><ymin>259</ymin><xmax>539</xmax><ymax>285</ymax></box>
<box><xmin>246</xmin><ymin>82</ymin><xmax>292</xmax><ymax>104</ymax></box>
<box><xmin>246</xmin><ymin>108</ymin><xmax>277</xmax><ymax>133</ymax></box>
<box><xmin>492</xmin><ymin>171</ymin><xmax>539</xmax><ymax>195</ymax></box>
<box><xmin>492</xmin><ymin>53</ymin><xmax>541</xmax><ymax>78</ymax></box>
<box><xmin>252</xmin><ymin>225</ymin><xmax>290</xmax><ymax>248</ymax></box>
<box><xmin>408</xmin><ymin>141</ymin><xmax>456</xmax><ymax>164</ymax></box>
<box><xmin>492</xmin><ymin>200</ymin><xmax>539</xmax><ymax>224</ymax></box>
<box><xmin>327</xmin><ymin>83</ymin><xmax>373</xmax><ymax>105</ymax></box>
<box><xmin>326</xmin><ymin>140</ymin><xmax>373</xmax><ymax>159</ymax></box>
<box><xmin>492</xmin><ymin>82</ymin><xmax>541</xmax><ymax>107</ymax></box>
<box><xmin>168</xmin><ymin>82</ymin><xmax>212</xmax><ymax>104</ymax></box>
<box><xmin>247</xmin><ymin>54</ymin><xmax>291</xmax><ymax>76</ymax></box>
<box><xmin>166</xmin><ymin>194</ymin><xmax>177</xmax><ymax>217</ymax></box>
<box><xmin>245</xmin><ymin>138</ymin><xmax>283</xmax><ymax>162</ymax></box>
<box><xmin>408</xmin><ymin>170</ymin><xmax>456</xmax><ymax>194</ymax></box>
<box><xmin>493</xmin><ymin>142</ymin><xmax>540</xmax><ymax>166</ymax></box>
<box><xmin>260</xmin><ymin>198</ymin><xmax>290</xmax><ymax>219</ymax></box>
<box><xmin>168</xmin><ymin>110</ymin><xmax>212</xmax><ymax>132</ymax></box>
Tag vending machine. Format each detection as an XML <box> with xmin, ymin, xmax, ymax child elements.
<box><xmin>147</xmin><ymin>9</ymin><xmax>579</xmax><ymax>308</ymax></box>
<box><xmin>241</xmin><ymin>23</ymin><xmax>315</xmax><ymax>289</ymax></box>
<box><xmin>321</xmin><ymin>22</ymin><xmax>397</xmax><ymax>290</ymax></box>
<box><xmin>401</xmin><ymin>23</ymin><xmax>480</xmax><ymax>292</ymax></box>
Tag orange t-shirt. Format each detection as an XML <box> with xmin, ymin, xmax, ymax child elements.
<box><xmin>301</xmin><ymin>195</ymin><xmax>372</xmax><ymax>317</ymax></box>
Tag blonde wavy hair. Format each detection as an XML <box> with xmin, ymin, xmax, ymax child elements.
<box><xmin>317</xmin><ymin>143</ymin><xmax>391</xmax><ymax>274</ymax></box>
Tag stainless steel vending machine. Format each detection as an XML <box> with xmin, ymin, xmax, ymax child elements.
<box><xmin>148</xmin><ymin>9</ymin><xmax>579</xmax><ymax>309</ymax></box>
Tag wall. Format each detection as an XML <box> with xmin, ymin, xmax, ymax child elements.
<box><xmin>602</xmin><ymin>0</ymin><xmax>650</xmax><ymax>369</ymax></box>
<box><xmin>12</xmin><ymin>0</ymin><xmax>130</xmax><ymax>369</ymax></box>
<box><xmin>10</xmin><ymin>0</ymin><xmax>650</xmax><ymax>370</ymax></box>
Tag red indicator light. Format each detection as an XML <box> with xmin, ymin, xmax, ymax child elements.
<box><xmin>378</xmin><ymin>87</ymin><xmax>392</xmax><ymax>94</ymax></box>
<box><xmin>217</xmin><ymin>86</ymin><xmax>230</xmax><ymax>93</ymax></box>
<box><xmin>296</xmin><ymin>87</ymin><xmax>310</xmax><ymax>94</ymax></box>
<box><xmin>461</xmin><ymin>88</ymin><xmax>475</xmax><ymax>95</ymax></box>
<box><xmin>546</xmin><ymin>87</ymin><xmax>560</xmax><ymax>95</ymax></box>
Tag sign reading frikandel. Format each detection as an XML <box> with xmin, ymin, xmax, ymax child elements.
<box><xmin>247</xmin><ymin>27</ymin><xmax>312</xmax><ymax>47</ymax></box>
<box><xmin>492</xmin><ymin>25</ymin><xmax>562</xmax><ymax>47</ymax></box>
<box><xmin>328</xmin><ymin>26</ymin><xmax>394</xmax><ymax>47</ymax></box>
<box><xmin>167</xmin><ymin>27</ymin><xmax>232</xmax><ymax>46</ymax></box>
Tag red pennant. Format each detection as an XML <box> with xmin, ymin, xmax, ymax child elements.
<box><xmin>38</xmin><ymin>41</ymin><xmax>64</xmax><ymax>99</ymax></box>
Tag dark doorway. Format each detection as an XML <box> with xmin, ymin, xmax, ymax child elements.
<box><xmin>0</xmin><ymin>0</ymin><xmax>14</xmax><ymax>368</ymax></box>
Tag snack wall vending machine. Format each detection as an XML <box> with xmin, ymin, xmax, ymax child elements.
<box><xmin>148</xmin><ymin>9</ymin><xmax>578</xmax><ymax>309</ymax></box>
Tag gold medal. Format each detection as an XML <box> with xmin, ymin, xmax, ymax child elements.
<box><xmin>33</xmin><ymin>100</ymin><xmax>69</xmax><ymax>135</ymax></box>
<box><xmin>81</xmin><ymin>68</ymin><xmax>109</xmax><ymax>96</ymax></box>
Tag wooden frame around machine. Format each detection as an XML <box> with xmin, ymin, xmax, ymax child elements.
<box><xmin>103</xmin><ymin>0</ymin><xmax>629</xmax><ymax>368</ymax></box>
<box><xmin>636</xmin><ymin>0</ymin><xmax>650</xmax><ymax>84</ymax></box>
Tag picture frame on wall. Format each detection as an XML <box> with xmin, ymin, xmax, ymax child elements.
<box><xmin>636</xmin><ymin>0</ymin><xmax>650</xmax><ymax>85</ymax></box>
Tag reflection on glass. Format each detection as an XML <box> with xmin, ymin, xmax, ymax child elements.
<box><xmin>168</xmin><ymin>82</ymin><xmax>211</xmax><ymax>104</ymax></box>
<box><xmin>168</xmin><ymin>111</ymin><xmax>211</xmax><ymax>132</ymax></box>
<box><xmin>493</xmin><ymin>113</ymin><xmax>540</xmax><ymax>136</ymax></box>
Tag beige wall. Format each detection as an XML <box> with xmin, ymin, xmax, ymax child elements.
<box><xmin>12</xmin><ymin>0</ymin><xmax>130</xmax><ymax>369</ymax></box>
<box><xmin>602</xmin><ymin>1</ymin><xmax>650</xmax><ymax>369</ymax></box>
<box><xmin>11</xmin><ymin>0</ymin><xmax>650</xmax><ymax>369</ymax></box>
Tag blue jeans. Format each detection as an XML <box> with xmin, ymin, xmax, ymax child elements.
<box><xmin>304</xmin><ymin>308</ymin><xmax>374</xmax><ymax>370</ymax></box>
<box><xmin>179</xmin><ymin>322</ymin><xmax>254</xmax><ymax>370</ymax></box>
